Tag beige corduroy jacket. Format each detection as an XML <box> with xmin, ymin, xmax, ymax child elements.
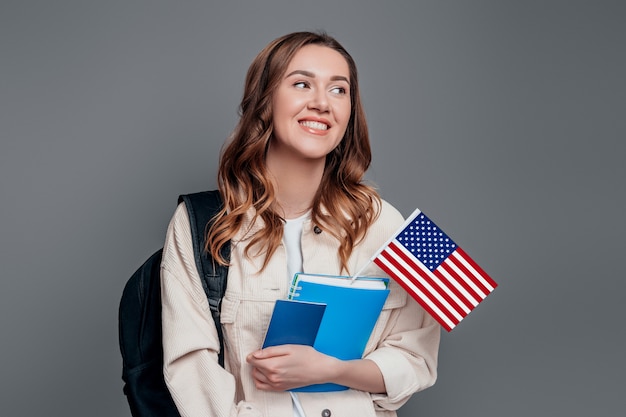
<box><xmin>161</xmin><ymin>199</ymin><xmax>440</xmax><ymax>417</ymax></box>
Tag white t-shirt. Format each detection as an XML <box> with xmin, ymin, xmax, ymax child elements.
<box><xmin>283</xmin><ymin>212</ymin><xmax>309</xmax><ymax>417</ymax></box>
<box><xmin>283</xmin><ymin>212</ymin><xmax>308</xmax><ymax>283</ymax></box>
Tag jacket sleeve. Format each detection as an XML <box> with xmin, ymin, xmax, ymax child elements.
<box><xmin>160</xmin><ymin>203</ymin><xmax>262</xmax><ymax>417</ymax></box>
<box><xmin>366</xmin><ymin>293</ymin><xmax>440</xmax><ymax>411</ymax></box>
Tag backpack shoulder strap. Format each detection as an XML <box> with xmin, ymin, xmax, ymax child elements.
<box><xmin>178</xmin><ymin>190</ymin><xmax>230</xmax><ymax>366</ymax></box>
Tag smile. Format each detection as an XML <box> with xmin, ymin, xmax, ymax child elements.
<box><xmin>299</xmin><ymin>120</ymin><xmax>329</xmax><ymax>131</ymax></box>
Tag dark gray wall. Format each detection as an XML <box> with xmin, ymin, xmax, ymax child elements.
<box><xmin>1</xmin><ymin>1</ymin><xmax>624</xmax><ymax>416</ymax></box>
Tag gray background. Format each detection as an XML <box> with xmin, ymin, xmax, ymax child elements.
<box><xmin>1</xmin><ymin>1</ymin><xmax>624</xmax><ymax>416</ymax></box>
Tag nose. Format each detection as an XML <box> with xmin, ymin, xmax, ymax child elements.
<box><xmin>308</xmin><ymin>89</ymin><xmax>329</xmax><ymax>113</ymax></box>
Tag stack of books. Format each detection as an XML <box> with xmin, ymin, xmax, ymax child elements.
<box><xmin>262</xmin><ymin>273</ymin><xmax>390</xmax><ymax>392</ymax></box>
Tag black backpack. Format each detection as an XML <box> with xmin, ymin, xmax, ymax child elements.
<box><xmin>118</xmin><ymin>190</ymin><xmax>230</xmax><ymax>417</ymax></box>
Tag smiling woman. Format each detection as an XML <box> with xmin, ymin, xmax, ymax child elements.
<box><xmin>158</xmin><ymin>31</ymin><xmax>441</xmax><ymax>417</ymax></box>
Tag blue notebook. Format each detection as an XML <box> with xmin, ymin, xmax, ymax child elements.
<box><xmin>288</xmin><ymin>273</ymin><xmax>390</xmax><ymax>392</ymax></box>
<box><xmin>262</xmin><ymin>299</ymin><xmax>326</xmax><ymax>348</ymax></box>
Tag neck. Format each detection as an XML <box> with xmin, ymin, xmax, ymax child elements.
<box><xmin>267</xmin><ymin>154</ymin><xmax>324</xmax><ymax>219</ymax></box>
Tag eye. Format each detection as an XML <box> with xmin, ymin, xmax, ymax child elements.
<box><xmin>293</xmin><ymin>81</ymin><xmax>309</xmax><ymax>89</ymax></box>
<box><xmin>330</xmin><ymin>86</ymin><xmax>347</xmax><ymax>95</ymax></box>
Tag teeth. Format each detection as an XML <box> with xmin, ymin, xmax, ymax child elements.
<box><xmin>300</xmin><ymin>120</ymin><xmax>328</xmax><ymax>131</ymax></box>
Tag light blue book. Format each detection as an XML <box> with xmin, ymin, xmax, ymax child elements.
<box><xmin>288</xmin><ymin>272</ymin><xmax>390</xmax><ymax>392</ymax></box>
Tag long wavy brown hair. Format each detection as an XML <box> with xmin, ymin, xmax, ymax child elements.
<box><xmin>207</xmin><ymin>31</ymin><xmax>381</xmax><ymax>273</ymax></box>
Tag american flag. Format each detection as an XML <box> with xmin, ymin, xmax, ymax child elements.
<box><xmin>373</xmin><ymin>209</ymin><xmax>497</xmax><ymax>331</ymax></box>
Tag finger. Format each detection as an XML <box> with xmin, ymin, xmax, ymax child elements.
<box><xmin>257</xmin><ymin>345</ymin><xmax>293</xmax><ymax>358</ymax></box>
<box><xmin>251</xmin><ymin>367</ymin><xmax>268</xmax><ymax>383</ymax></box>
<box><xmin>251</xmin><ymin>369</ymin><xmax>279</xmax><ymax>391</ymax></box>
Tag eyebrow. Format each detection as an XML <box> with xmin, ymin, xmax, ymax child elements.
<box><xmin>285</xmin><ymin>70</ymin><xmax>350</xmax><ymax>84</ymax></box>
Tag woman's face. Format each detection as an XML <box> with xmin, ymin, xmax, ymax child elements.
<box><xmin>270</xmin><ymin>44</ymin><xmax>351</xmax><ymax>164</ymax></box>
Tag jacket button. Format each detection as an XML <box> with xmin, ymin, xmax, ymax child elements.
<box><xmin>313</xmin><ymin>226</ymin><xmax>322</xmax><ymax>234</ymax></box>
<box><xmin>321</xmin><ymin>409</ymin><xmax>331</xmax><ymax>417</ymax></box>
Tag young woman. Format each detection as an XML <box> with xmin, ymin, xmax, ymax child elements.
<box><xmin>160</xmin><ymin>31</ymin><xmax>440</xmax><ymax>417</ymax></box>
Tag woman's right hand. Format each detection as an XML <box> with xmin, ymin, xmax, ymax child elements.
<box><xmin>246</xmin><ymin>344</ymin><xmax>338</xmax><ymax>391</ymax></box>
